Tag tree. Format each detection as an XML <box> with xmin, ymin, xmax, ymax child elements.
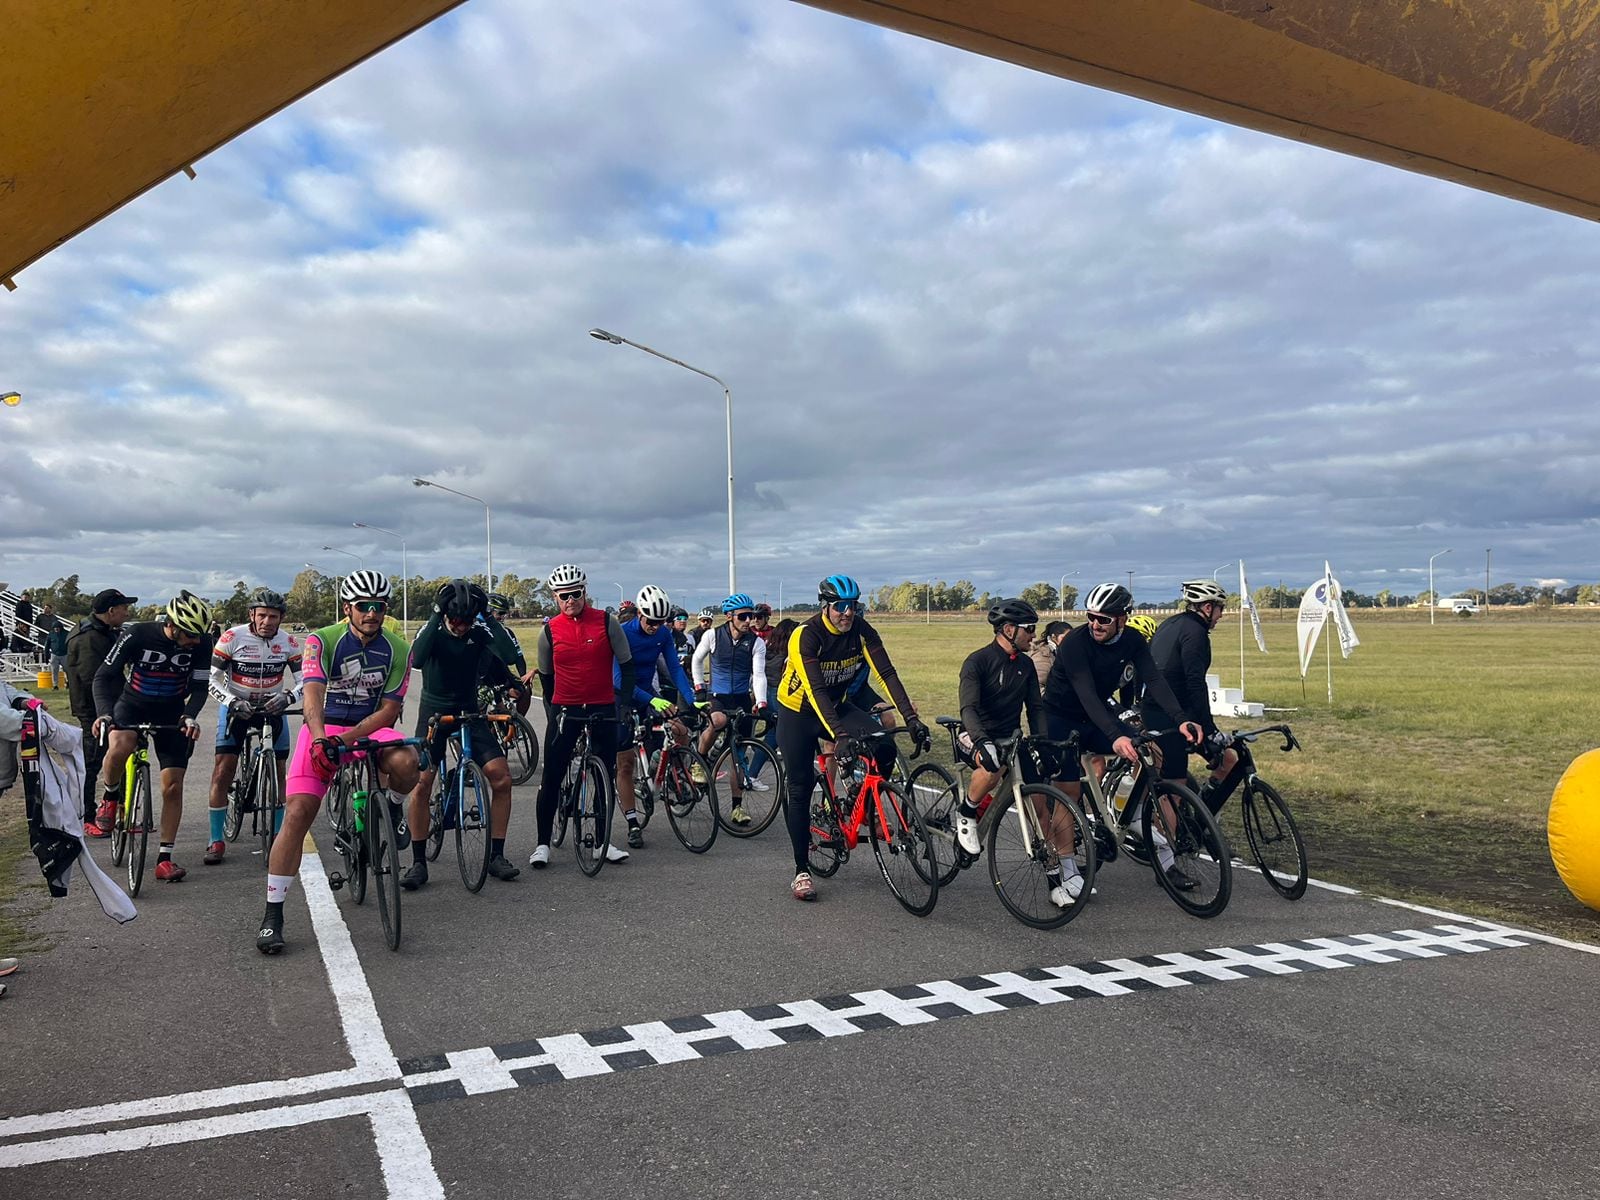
<box><xmin>215</xmin><ymin>580</ymin><xmax>251</xmax><ymax>625</ymax></box>
<box><xmin>1375</xmin><ymin>589</ymin><xmax>1393</xmax><ymax>608</ymax></box>
<box><xmin>1018</xmin><ymin>582</ymin><xmax>1058</xmax><ymax>613</ymax></box>
<box><xmin>1577</xmin><ymin>584</ymin><xmax>1600</xmax><ymax>606</ymax></box>
<box><xmin>286</xmin><ymin>569</ymin><xmax>336</xmax><ymax>625</ymax></box>
<box><xmin>1059</xmin><ymin>584</ymin><xmax>1079</xmax><ymax>611</ymax></box>
<box><xmin>1487</xmin><ymin>582</ymin><xmax>1520</xmax><ymax>607</ymax></box>
<box><xmin>1416</xmin><ymin>589</ymin><xmax>1436</xmax><ymax>606</ymax></box>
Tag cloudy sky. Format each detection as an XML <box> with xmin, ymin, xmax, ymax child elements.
<box><xmin>3</xmin><ymin>0</ymin><xmax>1598</xmax><ymax>611</ymax></box>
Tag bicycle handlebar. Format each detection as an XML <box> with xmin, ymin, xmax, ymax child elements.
<box><xmin>1223</xmin><ymin>723</ymin><xmax>1299</xmax><ymax>753</ymax></box>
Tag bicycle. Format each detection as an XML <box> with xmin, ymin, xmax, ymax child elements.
<box><xmin>322</xmin><ymin>735</ymin><xmax>423</xmax><ymax>950</ymax></box>
<box><xmin>916</xmin><ymin>721</ymin><xmax>1097</xmax><ymax>928</ymax></box>
<box><xmin>1190</xmin><ymin>725</ymin><xmax>1308</xmax><ymax>900</ymax></box>
<box><xmin>806</xmin><ymin>727</ymin><xmax>939</xmax><ymax>916</ymax></box>
<box><xmin>549</xmin><ymin>711</ymin><xmax>619</xmax><ymax>876</ymax></box>
<box><xmin>223</xmin><ymin>709</ymin><xmax>298</xmax><ymax>864</ymax></box>
<box><xmin>1086</xmin><ymin>730</ymin><xmax>1232</xmax><ymax>918</ymax></box>
<box><xmin>105</xmin><ymin>723</ymin><xmax>180</xmax><ymax>898</ymax></box>
<box><xmin>699</xmin><ymin>704</ymin><xmax>784</xmax><ymax>837</ymax></box>
<box><xmin>423</xmin><ymin>712</ymin><xmax>509</xmax><ymax>892</ymax></box>
<box><xmin>480</xmin><ymin>682</ymin><xmax>539</xmax><ymax>785</ymax></box>
<box><xmin>622</xmin><ymin>706</ymin><xmax>719</xmax><ymax>853</ymax></box>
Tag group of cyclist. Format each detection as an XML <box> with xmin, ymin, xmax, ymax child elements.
<box><xmin>73</xmin><ymin>560</ymin><xmax>1239</xmax><ymax>953</ymax></box>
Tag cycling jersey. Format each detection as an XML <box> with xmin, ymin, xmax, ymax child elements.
<box><xmin>1042</xmin><ymin>624</ymin><xmax>1191</xmax><ymax>743</ymax></box>
<box><xmin>475</xmin><ymin>612</ymin><xmax>527</xmax><ymax>674</ymax></box>
<box><xmin>615</xmin><ymin>617</ymin><xmax>694</xmax><ymax>706</ymax></box>
<box><xmin>209</xmin><ymin>624</ymin><xmax>303</xmax><ymax>706</ymax></box>
<box><xmin>537</xmin><ymin>606</ymin><xmax>631</xmax><ymax>706</ymax></box>
<box><xmin>1144</xmin><ymin>611</ymin><xmax>1217</xmax><ymax>737</ymax></box>
<box><xmin>958</xmin><ymin>640</ymin><xmax>1042</xmax><ymax>742</ymax></box>
<box><xmin>302</xmin><ymin>622</ymin><xmax>410</xmax><ymax>727</ymax></box>
<box><xmin>691</xmin><ymin>621</ymin><xmax>768</xmax><ymax>702</ymax></box>
<box><xmin>774</xmin><ymin>612</ymin><xmax>913</xmax><ymax>738</ymax></box>
<box><xmin>412</xmin><ymin>611</ymin><xmax>520</xmax><ymax>711</ymax></box>
<box><xmin>92</xmin><ymin>621</ymin><xmax>212</xmax><ymax>719</ymax></box>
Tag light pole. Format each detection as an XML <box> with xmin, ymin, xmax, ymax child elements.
<box><xmin>613</xmin><ymin>581</ymin><xmax>625</xmax><ymax>610</ymax></box>
<box><xmin>1059</xmin><ymin>570</ymin><xmax>1079</xmax><ymax>618</ymax></box>
<box><xmin>1</xmin><ymin>391</ymin><xmax>19</xmax><ymax>408</ymax></box>
<box><xmin>1428</xmin><ymin>548</ymin><xmax>1452</xmax><ymax>626</ymax></box>
<box><xmin>777</xmin><ymin>579</ymin><xmax>784</xmax><ymax>619</ymax></box>
<box><xmin>413</xmin><ymin>477</ymin><xmax>493</xmax><ymax>591</ymax></box>
<box><xmin>322</xmin><ymin>545</ymin><xmax>364</xmax><ymax>570</ymax></box>
<box><xmin>1485</xmin><ymin>547</ymin><xmax>1492</xmax><ymax>609</ymax></box>
<box><xmin>1213</xmin><ymin>561</ymin><xmax>1234</xmax><ymax>581</ymax></box>
<box><xmin>354</xmin><ymin>522</ymin><xmax>408</xmax><ymax>636</ymax></box>
<box><xmin>1127</xmin><ymin>570</ymin><xmax>1135</xmax><ymax>597</ymax></box>
<box><xmin>925</xmin><ymin>581</ymin><xmax>932</xmax><ymax>625</ymax></box>
<box><xmin>591</xmin><ymin>328</ymin><xmax>736</xmax><ymax>593</ymax></box>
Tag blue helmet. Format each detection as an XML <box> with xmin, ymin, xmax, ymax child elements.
<box><xmin>818</xmin><ymin>575</ymin><xmax>860</xmax><ymax>604</ymax></box>
<box><xmin>720</xmin><ymin>592</ymin><xmax>755</xmax><ymax>614</ymax></box>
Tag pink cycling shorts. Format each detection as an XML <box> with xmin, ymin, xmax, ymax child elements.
<box><xmin>286</xmin><ymin>724</ymin><xmax>407</xmax><ymax>800</ymax></box>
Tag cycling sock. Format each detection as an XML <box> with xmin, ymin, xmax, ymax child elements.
<box><xmin>158</xmin><ymin>844</ymin><xmax>173</xmax><ymax>863</ymax></box>
<box><xmin>626</xmin><ymin>811</ymin><xmax>640</xmax><ymax>827</ymax></box>
<box><xmin>491</xmin><ymin>838</ymin><xmax>505</xmax><ymax>858</ymax></box>
<box><xmin>1046</xmin><ymin>868</ymin><xmax>1062</xmax><ymax>885</ymax></box>
<box><xmin>273</xmin><ymin>807</ymin><xmax>284</xmax><ymax>833</ymax></box>
<box><xmin>267</xmin><ymin>874</ymin><xmax>294</xmax><ymax>903</ymax></box>
<box><xmin>1150</xmin><ymin>827</ymin><xmax>1176</xmax><ymax>871</ymax></box>
<box><xmin>208</xmin><ymin>806</ymin><xmax>226</xmax><ymax>842</ymax></box>
<box><xmin>957</xmin><ymin>800</ymin><xmax>980</xmax><ymax>818</ymax></box>
<box><xmin>411</xmin><ymin>839</ymin><xmax>426</xmax><ymax>866</ymax></box>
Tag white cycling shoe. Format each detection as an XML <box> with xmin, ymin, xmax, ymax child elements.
<box><xmin>528</xmin><ymin>845</ymin><xmax>551</xmax><ymax>868</ymax></box>
<box><xmin>953</xmin><ymin>810</ymin><xmax>982</xmax><ymax>856</ymax></box>
<box><xmin>1049</xmin><ymin>873</ymin><xmax>1086</xmax><ymax>908</ymax></box>
<box><xmin>604</xmin><ymin>844</ymin><xmax>630</xmax><ymax>864</ymax></box>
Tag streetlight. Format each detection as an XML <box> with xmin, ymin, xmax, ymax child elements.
<box><xmin>354</xmin><ymin>522</ymin><xmax>409</xmax><ymax>636</ymax></box>
<box><xmin>925</xmin><ymin>581</ymin><xmax>932</xmax><ymax>625</ymax></box>
<box><xmin>613</xmin><ymin>581</ymin><xmax>625</xmax><ymax>610</ymax></box>
<box><xmin>414</xmin><ymin>477</ymin><xmax>493</xmax><ymax>591</ymax></box>
<box><xmin>590</xmin><ymin>328</ymin><xmax>736</xmax><ymax>593</ymax></box>
<box><xmin>1213</xmin><ymin>561</ymin><xmax>1234</xmax><ymax>581</ymax></box>
<box><xmin>1</xmin><ymin>391</ymin><xmax>19</xmax><ymax>407</ymax></box>
<box><xmin>1428</xmin><ymin>548</ymin><xmax>1452</xmax><ymax>626</ymax></box>
<box><xmin>1127</xmin><ymin>570</ymin><xmax>1135</xmax><ymax>598</ymax></box>
<box><xmin>1485</xmin><ymin>547</ymin><xmax>1492</xmax><ymax>609</ymax></box>
<box><xmin>777</xmin><ymin>579</ymin><xmax>784</xmax><ymax>619</ymax></box>
<box><xmin>322</xmin><ymin>545</ymin><xmax>364</xmax><ymax>569</ymax></box>
<box><xmin>1059</xmin><ymin>570</ymin><xmax>1080</xmax><ymax>618</ymax></box>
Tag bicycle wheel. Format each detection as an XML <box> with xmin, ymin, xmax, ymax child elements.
<box><xmin>1143</xmin><ymin>779</ymin><xmax>1231</xmax><ymax>918</ymax></box>
<box><xmin>1241</xmin><ymin>779</ymin><xmax>1307</xmax><ymax>900</ymax></box>
<box><xmin>426</xmin><ymin>771</ymin><xmax>449</xmax><ymax>863</ymax></box>
<box><xmin>712</xmin><ymin>738</ymin><xmax>781</xmax><ymax>837</ymax></box>
<box><xmin>224</xmin><ymin>760</ymin><xmax>248</xmax><ymax>842</ymax></box>
<box><xmin>986</xmin><ymin>784</ymin><xmax>1095</xmax><ymax>929</ymax></box>
<box><xmin>126</xmin><ymin>764</ymin><xmax>152</xmax><ymax>898</ymax></box>
<box><xmin>110</xmin><ymin>776</ymin><xmax>129</xmax><ymax>867</ymax></box>
<box><xmin>506</xmin><ymin>714</ymin><xmax>539</xmax><ymax>785</ymax></box>
<box><xmin>455</xmin><ymin>760</ymin><xmax>492</xmax><ymax>892</ymax></box>
<box><xmin>256</xmin><ymin>752</ymin><xmax>280</xmax><ymax>862</ymax></box>
<box><xmin>335</xmin><ymin>771</ymin><xmax>367</xmax><ymax>906</ymax></box>
<box><xmin>572</xmin><ymin>755</ymin><xmax>614</xmax><ymax>877</ymax></box>
<box><xmin>664</xmin><ymin>746</ymin><xmax>718</xmax><ymax>853</ymax></box>
<box><xmin>806</xmin><ymin>784</ymin><xmax>845</xmax><ymax>878</ymax></box>
<box><xmin>368</xmin><ymin>784</ymin><xmax>403</xmax><ymax>950</ymax></box>
<box><xmin>867</xmin><ymin>780</ymin><xmax>939</xmax><ymax>916</ymax></box>
<box><xmin>905</xmin><ymin>761</ymin><xmax>963</xmax><ymax>886</ymax></box>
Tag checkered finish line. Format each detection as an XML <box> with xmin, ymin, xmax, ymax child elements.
<box><xmin>399</xmin><ymin>920</ymin><xmax>1530</xmax><ymax>1104</ymax></box>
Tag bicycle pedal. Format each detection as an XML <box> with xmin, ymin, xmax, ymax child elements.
<box><xmin>328</xmin><ymin>873</ymin><xmax>345</xmax><ymax>891</ymax></box>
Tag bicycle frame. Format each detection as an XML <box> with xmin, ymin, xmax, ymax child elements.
<box><xmin>813</xmin><ymin>748</ymin><xmax>904</xmax><ymax>851</ymax></box>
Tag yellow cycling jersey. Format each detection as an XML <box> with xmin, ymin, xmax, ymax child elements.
<box><xmin>775</xmin><ymin>612</ymin><xmax>912</xmax><ymax>738</ymax></box>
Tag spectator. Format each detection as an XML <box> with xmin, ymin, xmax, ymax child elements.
<box><xmin>1029</xmin><ymin>619</ymin><xmax>1071</xmax><ymax>690</ymax></box>
<box><xmin>44</xmin><ymin>608</ymin><xmax>69</xmax><ymax>687</ymax></box>
<box><xmin>66</xmin><ymin>588</ymin><xmax>136</xmax><ymax>830</ymax></box>
<box><xmin>11</xmin><ymin>590</ymin><xmax>34</xmax><ymax>655</ymax></box>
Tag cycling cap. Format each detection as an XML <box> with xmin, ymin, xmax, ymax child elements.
<box><xmin>249</xmin><ymin>588</ymin><xmax>287</xmax><ymax>612</ymax></box>
<box><xmin>1126</xmin><ymin>614</ymin><xmax>1159</xmax><ymax>641</ymax></box>
<box><xmin>487</xmin><ymin>592</ymin><xmax>511</xmax><ymax>615</ymax></box>
<box><xmin>721</xmin><ymin>592</ymin><xmax>755</xmax><ymax>614</ymax></box>
<box><xmin>818</xmin><ymin>575</ymin><xmax>861</xmax><ymax>604</ymax></box>
<box><xmin>165</xmin><ymin>590</ymin><xmax>214</xmax><ymax>636</ymax></box>
<box><xmin>754</xmin><ymin>603</ymin><xmax>771</xmax><ymax>618</ymax></box>
<box><xmin>1083</xmin><ymin>582</ymin><xmax>1133</xmax><ymax>615</ymax></box>
<box><xmin>547</xmin><ymin>563</ymin><xmax>586</xmax><ymax>591</ymax></box>
<box><xmin>439</xmin><ymin>578</ymin><xmax>486</xmax><ymax>620</ymax></box>
<box><xmin>1180</xmin><ymin>579</ymin><xmax>1228</xmax><ymax>606</ymax></box>
<box><xmin>636</xmin><ymin>585</ymin><xmax>673</xmax><ymax>622</ymax></box>
<box><xmin>339</xmin><ymin>570</ymin><xmax>393</xmax><ymax>603</ymax></box>
<box><xmin>986</xmin><ymin>598</ymin><xmax>1038</xmax><ymax>629</ymax></box>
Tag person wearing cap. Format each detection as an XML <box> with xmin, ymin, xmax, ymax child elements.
<box><xmin>66</xmin><ymin>588</ymin><xmax>136</xmax><ymax>831</ymax></box>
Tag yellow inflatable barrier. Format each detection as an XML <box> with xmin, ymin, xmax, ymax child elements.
<box><xmin>1549</xmin><ymin>750</ymin><xmax>1600</xmax><ymax>912</ymax></box>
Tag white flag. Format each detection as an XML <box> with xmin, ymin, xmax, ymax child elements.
<box><xmin>1297</xmin><ymin>575</ymin><xmax>1330</xmax><ymax>678</ymax></box>
<box><xmin>1325</xmin><ymin>560</ymin><xmax>1361</xmax><ymax>658</ymax></box>
<box><xmin>1239</xmin><ymin>561</ymin><xmax>1267</xmax><ymax>653</ymax></box>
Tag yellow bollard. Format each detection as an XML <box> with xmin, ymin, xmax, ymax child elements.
<box><xmin>1548</xmin><ymin>749</ymin><xmax>1600</xmax><ymax>912</ymax></box>
<box><xmin>35</xmin><ymin>670</ymin><xmax>53</xmax><ymax>690</ymax></box>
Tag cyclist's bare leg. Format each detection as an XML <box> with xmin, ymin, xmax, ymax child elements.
<box><xmin>158</xmin><ymin>767</ymin><xmax>186</xmax><ymax>843</ymax></box>
<box><xmin>615</xmin><ymin>750</ymin><xmax>638</xmax><ymax>818</ymax></box>
<box><xmin>697</xmin><ymin>709</ymin><xmax>728</xmax><ymax>760</ymax></box>
<box><xmin>209</xmin><ymin>752</ymin><xmax>240</xmax><ymax>810</ymax></box>
<box><xmin>376</xmin><ymin>746</ymin><xmax>420</xmax><ymax>795</ymax></box>
<box><xmin>483</xmin><ymin>756</ymin><xmax>513</xmax><ymax>837</ymax></box>
<box><xmin>409</xmin><ymin>765</ymin><xmax>436</xmax><ymax>848</ymax></box>
<box><xmin>966</xmin><ymin>763</ymin><xmax>1002</xmax><ymax>805</ymax></box>
<box><xmin>99</xmin><ymin>730</ymin><xmax>137</xmax><ymax>795</ymax></box>
<box><xmin>268</xmin><ymin>793</ymin><xmax>319</xmax><ymax>877</ymax></box>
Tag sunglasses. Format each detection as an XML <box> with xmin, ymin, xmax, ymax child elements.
<box><xmin>829</xmin><ymin>600</ymin><xmax>860</xmax><ymax>613</ymax></box>
<box><xmin>732</xmin><ymin>611</ymin><xmax>755</xmax><ymax>622</ymax></box>
<box><xmin>1016</xmin><ymin>623</ymin><xmax>1037</xmax><ymax>634</ymax></box>
<box><xmin>351</xmin><ymin>601</ymin><xmax>387</xmax><ymax>614</ymax></box>
<box><xmin>1085</xmin><ymin>612</ymin><xmax>1118</xmax><ymax>626</ymax></box>
<box><xmin>555</xmin><ymin>589</ymin><xmax>583</xmax><ymax>602</ymax></box>
<box><xmin>641</xmin><ymin>617</ymin><xmax>661</xmax><ymax>629</ymax></box>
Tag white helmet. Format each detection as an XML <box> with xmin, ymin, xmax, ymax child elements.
<box><xmin>1083</xmin><ymin>582</ymin><xmax>1133</xmax><ymax>616</ymax></box>
<box><xmin>636</xmin><ymin>584</ymin><xmax>673</xmax><ymax>622</ymax></box>
<box><xmin>339</xmin><ymin>570</ymin><xmax>392</xmax><ymax>602</ymax></box>
<box><xmin>1180</xmin><ymin>579</ymin><xmax>1228</xmax><ymax>606</ymax></box>
<box><xmin>547</xmin><ymin>563</ymin><xmax>586</xmax><ymax>592</ymax></box>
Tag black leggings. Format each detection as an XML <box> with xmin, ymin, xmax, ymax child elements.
<box><xmin>536</xmin><ymin>704</ymin><xmax>618</xmax><ymax>847</ymax></box>
<box><xmin>777</xmin><ymin>701</ymin><xmax>896</xmax><ymax>874</ymax></box>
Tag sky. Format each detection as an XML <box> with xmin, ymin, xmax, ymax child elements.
<box><xmin>3</xmin><ymin>0</ymin><xmax>1599</xmax><ymax>612</ymax></box>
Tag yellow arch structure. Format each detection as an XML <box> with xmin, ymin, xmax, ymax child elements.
<box><xmin>4</xmin><ymin>1</ymin><xmax>1598</xmax><ymax>284</ymax></box>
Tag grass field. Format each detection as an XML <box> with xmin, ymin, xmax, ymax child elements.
<box><xmin>870</xmin><ymin>611</ymin><xmax>1600</xmax><ymax>939</ymax></box>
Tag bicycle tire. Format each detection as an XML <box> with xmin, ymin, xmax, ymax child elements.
<box><xmin>633</xmin><ymin>748</ymin><xmax>656</xmax><ymax>829</ymax></box>
<box><xmin>109</xmin><ymin>774</ymin><xmax>129</xmax><ymax>868</ymax></box>
<box><xmin>426</xmin><ymin>768</ymin><xmax>449</xmax><ymax>863</ymax></box>
<box><xmin>713</xmin><ymin>738</ymin><xmax>782</xmax><ymax>837</ymax></box>
<box><xmin>986</xmin><ymin>784</ymin><xmax>1095</xmax><ymax>929</ymax></box>
<box><xmin>573</xmin><ymin>754</ymin><xmax>613</xmax><ymax>877</ymax></box>
<box><xmin>1241</xmin><ymin>779</ymin><xmax>1307</xmax><ymax>900</ymax></box>
<box><xmin>905</xmin><ymin>761</ymin><xmax>963</xmax><ymax>886</ymax></box>
<box><xmin>662</xmin><ymin>745</ymin><xmax>718</xmax><ymax>853</ymax></box>
<box><xmin>806</xmin><ymin>783</ymin><xmax>845</xmax><ymax>878</ymax></box>
<box><xmin>455</xmin><ymin>759</ymin><xmax>492</xmax><ymax>892</ymax></box>
<box><xmin>867</xmin><ymin>779</ymin><xmax>940</xmax><ymax>917</ymax></box>
<box><xmin>256</xmin><ymin>751</ymin><xmax>280</xmax><ymax>862</ymax></box>
<box><xmin>1143</xmin><ymin>779</ymin><xmax>1231</xmax><ymax>918</ymax></box>
<box><xmin>224</xmin><ymin>757</ymin><xmax>248</xmax><ymax>842</ymax></box>
<box><xmin>369</xmin><ymin>784</ymin><xmax>403</xmax><ymax>950</ymax></box>
<box><xmin>341</xmin><ymin>771</ymin><xmax>368</xmax><ymax>906</ymax></box>
<box><xmin>127</xmin><ymin>764</ymin><xmax>152</xmax><ymax>899</ymax></box>
<box><xmin>507</xmin><ymin>714</ymin><xmax>539</xmax><ymax>785</ymax></box>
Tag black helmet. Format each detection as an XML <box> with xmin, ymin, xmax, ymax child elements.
<box><xmin>487</xmin><ymin>592</ymin><xmax>512</xmax><ymax>615</ymax></box>
<box><xmin>987</xmin><ymin>598</ymin><xmax>1038</xmax><ymax>629</ymax></box>
<box><xmin>249</xmin><ymin>587</ymin><xmax>287</xmax><ymax>613</ymax></box>
<box><xmin>438</xmin><ymin>578</ymin><xmax>486</xmax><ymax>620</ymax></box>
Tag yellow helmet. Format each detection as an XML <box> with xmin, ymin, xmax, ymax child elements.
<box><xmin>165</xmin><ymin>589</ymin><xmax>214</xmax><ymax>636</ymax></box>
<box><xmin>1126</xmin><ymin>614</ymin><xmax>1159</xmax><ymax>642</ymax></box>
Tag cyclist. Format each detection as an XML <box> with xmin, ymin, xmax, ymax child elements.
<box><xmin>774</xmin><ymin>575</ymin><xmax>929</xmax><ymax>901</ymax></box>
<box><xmin>615</xmin><ymin>584</ymin><xmax>697</xmax><ymax>847</ymax></box>
<box><xmin>751</xmin><ymin>603</ymin><xmax>774</xmax><ymax>644</ymax></box>
<box><xmin>1146</xmin><ymin>579</ymin><xmax>1239</xmax><ymax>813</ymax></box>
<box><xmin>691</xmin><ymin>592</ymin><xmax>769</xmax><ymax>827</ymax></box>
<box><xmin>530</xmin><ymin>564</ymin><xmax>633</xmax><ymax>869</ymax></box>
<box><xmin>690</xmin><ymin>608</ymin><xmax>715</xmax><ymax>655</ymax></box>
<box><xmin>203</xmin><ymin>588</ymin><xmax>302</xmax><ymax>866</ymax></box>
<box><xmin>257</xmin><ymin>571</ymin><xmax>420</xmax><ymax>954</ymax></box>
<box><xmin>484</xmin><ymin>591</ymin><xmax>533</xmax><ymax>715</ymax></box>
<box><xmin>1041</xmin><ymin>582</ymin><xmax>1204</xmax><ymax>888</ymax></box>
<box><xmin>92</xmin><ymin>591</ymin><xmax>216</xmax><ymax>882</ymax></box>
<box><xmin>404</xmin><ymin>580</ymin><xmax>528</xmax><ymax>889</ymax></box>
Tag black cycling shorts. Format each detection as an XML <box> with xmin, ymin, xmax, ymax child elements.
<box><xmin>415</xmin><ymin>702</ymin><xmax>505</xmax><ymax>772</ymax></box>
<box><xmin>1040</xmin><ymin>711</ymin><xmax>1113</xmax><ymax>783</ymax></box>
<box><xmin>708</xmin><ymin>693</ymin><xmax>753</xmax><ymax>737</ymax></box>
<box><xmin>111</xmin><ymin>699</ymin><xmax>195</xmax><ymax>771</ymax></box>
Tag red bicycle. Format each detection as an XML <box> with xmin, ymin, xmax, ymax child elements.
<box><xmin>807</xmin><ymin>727</ymin><xmax>940</xmax><ymax>916</ymax></box>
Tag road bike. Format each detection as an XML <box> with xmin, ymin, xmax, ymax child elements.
<box><xmin>550</xmin><ymin>711</ymin><xmax>618</xmax><ymax>877</ymax></box>
<box><xmin>223</xmin><ymin>709</ymin><xmax>297</xmax><ymax>863</ymax></box>
<box><xmin>620</xmin><ymin>706</ymin><xmax>719</xmax><ymax>854</ymax></box>
<box><xmin>701</xmin><ymin>705</ymin><xmax>784</xmax><ymax>837</ymax></box>
<box><xmin>806</xmin><ymin>727</ymin><xmax>939</xmax><ymax>916</ymax></box>
<box><xmin>423</xmin><ymin>712</ymin><xmax>507</xmax><ymax>892</ymax></box>
<box><xmin>1190</xmin><ymin>724</ymin><xmax>1308</xmax><ymax>900</ymax></box>
<box><xmin>479</xmin><ymin>682</ymin><xmax>539</xmax><ymax>785</ymax></box>
<box><xmin>323</xmin><ymin>735</ymin><xmax>423</xmax><ymax>950</ymax></box>
<box><xmin>106</xmin><ymin>723</ymin><xmax>181</xmax><ymax>898</ymax></box>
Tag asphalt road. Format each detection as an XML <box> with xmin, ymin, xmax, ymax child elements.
<box><xmin>4</xmin><ymin>695</ymin><xmax>1598</xmax><ymax>1199</ymax></box>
